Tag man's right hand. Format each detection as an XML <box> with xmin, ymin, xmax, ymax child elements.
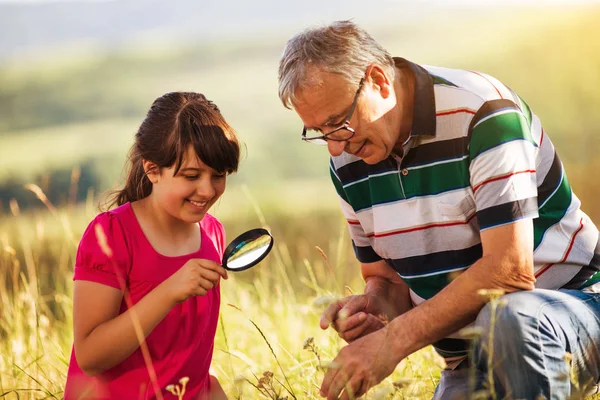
<box><xmin>319</xmin><ymin>294</ymin><xmax>389</xmax><ymax>342</ymax></box>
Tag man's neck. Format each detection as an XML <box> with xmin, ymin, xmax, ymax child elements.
<box><xmin>391</xmin><ymin>66</ymin><xmax>415</xmax><ymax>157</ymax></box>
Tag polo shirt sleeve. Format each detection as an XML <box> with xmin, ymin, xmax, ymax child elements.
<box><xmin>330</xmin><ymin>160</ymin><xmax>382</xmax><ymax>263</ymax></box>
<box><xmin>73</xmin><ymin>212</ymin><xmax>131</xmax><ymax>290</ymax></box>
<box><xmin>468</xmin><ymin>99</ymin><xmax>540</xmax><ymax>231</ymax></box>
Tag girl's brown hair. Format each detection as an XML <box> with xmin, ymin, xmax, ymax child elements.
<box><xmin>104</xmin><ymin>92</ymin><xmax>240</xmax><ymax>210</ymax></box>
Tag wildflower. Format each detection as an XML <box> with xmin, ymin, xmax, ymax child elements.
<box><xmin>303</xmin><ymin>337</ymin><xmax>315</xmax><ymax>350</ymax></box>
<box><xmin>165</xmin><ymin>384</ymin><xmax>176</xmax><ymax>395</ymax></box>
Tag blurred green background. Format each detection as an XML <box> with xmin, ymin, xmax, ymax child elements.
<box><xmin>1</xmin><ymin>0</ymin><xmax>599</xmax><ymax>222</ymax></box>
<box><xmin>1</xmin><ymin>1</ymin><xmax>600</xmax><ymax>397</ymax></box>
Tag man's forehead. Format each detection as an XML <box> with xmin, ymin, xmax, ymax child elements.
<box><xmin>294</xmin><ymin>71</ymin><xmax>351</xmax><ymax>107</ymax></box>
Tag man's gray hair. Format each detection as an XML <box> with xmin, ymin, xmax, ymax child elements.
<box><xmin>278</xmin><ymin>20</ymin><xmax>395</xmax><ymax>109</ymax></box>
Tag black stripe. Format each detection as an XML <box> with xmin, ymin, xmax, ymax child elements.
<box><xmin>562</xmin><ymin>236</ymin><xmax>600</xmax><ymax>289</ymax></box>
<box><xmin>467</xmin><ymin>99</ymin><xmax>521</xmax><ymax>139</ymax></box>
<box><xmin>432</xmin><ymin>338</ymin><xmax>469</xmax><ymax>358</ymax></box>
<box><xmin>336</xmin><ymin>157</ymin><xmax>397</xmax><ymax>185</ymax></box>
<box><xmin>476</xmin><ymin>198</ymin><xmax>538</xmax><ymax>230</ymax></box>
<box><xmin>402</xmin><ymin>136</ymin><xmax>469</xmax><ymax>168</ymax></box>
<box><xmin>353</xmin><ymin>243</ymin><xmax>382</xmax><ymax>263</ymax></box>
<box><xmin>386</xmin><ymin>244</ymin><xmax>483</xmax><ymax>277</ymax></box>
<box><xmin>538</xmin><ymin>151</ymin><xmax>562</xmax><ymax>205</ymax></box>
<box><xmin>394</xmin><ymin>57</ymin><xmax>437</xmax><ymax>137</ymax></box>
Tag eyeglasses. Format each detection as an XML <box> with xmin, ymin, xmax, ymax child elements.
<box><xmin>301</xmin><ymin>78</ymin><xmax>365</xmax><ymax>145</ymax></box>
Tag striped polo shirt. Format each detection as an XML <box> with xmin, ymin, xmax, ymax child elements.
<box><xmin>330</xmin><ymin>57</ymin><xmax>600</xmax><ymax>358</ymax></box>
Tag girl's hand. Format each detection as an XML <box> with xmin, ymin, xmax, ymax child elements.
<box><xmin>165</xmin><ymin>259</ymin><xmax>228</xmax><ymax>304</ymax></box>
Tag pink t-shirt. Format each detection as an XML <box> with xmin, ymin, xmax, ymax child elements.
<box><xmin>64</xmin><ymin>203</ymin><xmax>225</xmax><ymax>400</ymax></box>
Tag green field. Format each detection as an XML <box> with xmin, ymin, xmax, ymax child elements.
<box><xmin>1</xmin><ymin>4</ymin><xmax>600</xmax><ymax>399</ymax></box>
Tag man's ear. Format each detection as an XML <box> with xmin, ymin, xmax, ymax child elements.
<box><xmin>142</xmin><ymin>159</ymin><xmax>160</xmax><ymax>184</ymax></box>
<box><xmin>367</xmin><ymin>64</ymin><xmax>393</xmax><ymax>99</ymax></box>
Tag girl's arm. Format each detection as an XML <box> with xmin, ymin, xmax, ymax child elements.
<box><xmin>208</xmin><ymin>375</ymin><xmax>228</xmax><ymax>400</ymax></box>
<box><xmin>73</xmin><ymin>280</ymin><xmax>175</xmax><ymax>376</ymax></box>
<box><xmin>73</xmin><ymin>258</ymin><xmax>228</xmax><ymax>376</ymax></box>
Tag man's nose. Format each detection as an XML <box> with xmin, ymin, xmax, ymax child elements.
<box><xmin>327</xmin><ymin>140</ymin><xmax>346</xmax><ymax>157</ymax></box>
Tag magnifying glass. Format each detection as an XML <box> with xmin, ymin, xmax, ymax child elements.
<box><xmin>222</xmin><ymin>228</ymin><xmax>274</xmax><ymax>272</ymax></box>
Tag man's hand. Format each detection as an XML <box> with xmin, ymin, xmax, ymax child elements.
<box><xmin>320</xmin><ymin>294</ymin><xmax>390</xmax><ymax>342</ymax></box>
<box><xmin>320</xmin><ymin>327</ymin><xmax>400</xmax><ymax>400</ymax></box>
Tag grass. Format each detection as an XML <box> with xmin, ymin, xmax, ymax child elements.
<box><xmin>1</xmin><ymin>4</ymin><xmax>600</xmax><ymax>399</ymax></box>
<box><xmin>2</xmin><ymin>182</ymin><xmax>600</xmax><ymax>399</ymax></box>
<box><xmin>0</xmin><ymin>189</ymin><xmax>445</xmax><ymax>399</ymax></box>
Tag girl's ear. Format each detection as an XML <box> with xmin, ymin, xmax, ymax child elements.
<box><xmin>142</xmin><ymin>159</ymin><xmax>160</xmax><ymax>184</ymax></box>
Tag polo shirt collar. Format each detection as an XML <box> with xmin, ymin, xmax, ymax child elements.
<box><xmin>394</xmin><ymin>57</ymin><xmax>436</xmax><ymax>137</ymax></box>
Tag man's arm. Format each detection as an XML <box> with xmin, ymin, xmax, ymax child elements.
<box><xmin>362</xmin><ymin>260</ymin><xmax>413</xmax><ymax>320</ymax></box>
<box><xmin>385</xmin><ymin>218</ymin><xmax>535</xmax><ymax>362</ymax></box>
<box><xmin>320</xmin><ymin>260</ymin><xmax>412</xmax><ymax>342</ymax></box>
<box><xmin>319</xmin><ymin>219</ymin><xmax>535</xmax><ymax>400</ymax></box>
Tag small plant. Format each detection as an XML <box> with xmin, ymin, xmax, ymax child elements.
<box><xmin>166</xmin><ymin>376</ymin><xmax>190</xmax><ymax>400</ymax></box>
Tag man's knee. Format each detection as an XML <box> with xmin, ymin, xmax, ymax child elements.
<box><xmin>474</xmin><ymin>290</ymin><xmax>546</xmax><ymax>349</ymax></box>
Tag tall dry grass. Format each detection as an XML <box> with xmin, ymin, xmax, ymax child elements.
<box><xmin>1</xmin><ymin>178</ymin><xmax>600</xmax><ymax>399</ymax></box>
<box><xmin>0</xmin><ymin>184</ymin><xmax>444</xmax><ymax>399</ymax></box>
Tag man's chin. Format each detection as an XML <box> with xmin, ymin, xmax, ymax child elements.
<box><xmin>360</xmin><ymin>150</ymin><xmax>385</xmax><ymax>165</ymax></box>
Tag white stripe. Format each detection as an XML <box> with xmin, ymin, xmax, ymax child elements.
<box><xmin>353</xmin><ymin>187</ymin><xmax>474</xmax><ymax>232</ymax></box>
<box><xmin>341</xmin><ymin>170</ymin><xmax>399</xmax><ymax>189</ymax></box>
<box><xmin>400</xmin><ymin>265</ymin><xmax>469</xmax><ymax>279</ymax></box>
<box><xmin>433</xmin><ymin>84</ymin><xmax>484</xmax><ymax>112</ymax></box>
<box><xmin>470</xmin><ymin>140</ymin><xmax>536</xmax><ymax>190</ymax></box>
<box><xmin>407</xmin><ymin>155</ymin><xmax>468</xmax><ymax>171</ymax></box>
<box><xmin>473</xmin><ymin>108</ymin><xmax>521</xmax><ymax>130</ymax></box>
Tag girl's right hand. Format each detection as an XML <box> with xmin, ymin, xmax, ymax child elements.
<box><xmin>165</xmin><ymin>259</ymin><xmax>228</xmax><ymax>304</ymax></box>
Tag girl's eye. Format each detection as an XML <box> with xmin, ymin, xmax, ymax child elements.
<box><xmin>212</xmin><ymin>173</ymin><xmax>226</xmax><ymax>179</ymax></box>
<box><xmin>184</xmin><ymin>175</ymin><xmax>199</xmax><ymax>180</ymax></box>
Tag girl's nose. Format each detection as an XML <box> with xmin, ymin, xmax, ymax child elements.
<box><xmin>196</xmin><ymin>177</ymin><xmax>215</xmax><ymax>199</ymax></box>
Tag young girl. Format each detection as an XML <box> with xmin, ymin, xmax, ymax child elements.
<box><xmin>64</xmin><ymin>92</ymin><xmax>240</xmax><ymax>399</ymax></box>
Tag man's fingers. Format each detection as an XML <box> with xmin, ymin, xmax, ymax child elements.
<box><xmin>339</xmin><ymin>378</ymin><xmax>363</xmax><ymax>400</ymax></box>
<box><xmin>325</xmin><ymin>363</ymin><xmax>355</xmax><ymax>400</ymax></box>
<box><xmin>340</xmin><ymin>295</ymin><xmax>369</xmax><ymax>316</ymax></box>
<box><xmin>320</xmin><ymin>357</ymin><xmax>341</xmax><ymax>398</ymax></box>
<box><xmin>333</xmin><ymin>312</ymin><xmax>367</xmax><ymax>334</ymax></box>
<box><xmin>320</xmin><ymin>301</ymin><xmax>345</xmax><ymax>330</ymax></box>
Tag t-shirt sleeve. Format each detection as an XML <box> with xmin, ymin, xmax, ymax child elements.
<box><xmin>73</xmin><ymin>212</ymin><xmax>131</xmax><ymax>290</ymax></box>
<box><xmin>330</xmin><ymin>160</ymin><xmax>382</xmax><ymax>264</ymax></box>
<box><xmin>201</xmin><ymin>214</ymin><xmax>226</xmax><ymax>261</ymax></box>
<box><xmin>469</xmin><ymin>99</ymin><xmax>540</xmax><ymax>231</ymax></box>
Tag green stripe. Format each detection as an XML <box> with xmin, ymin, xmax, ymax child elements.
<box><xmin>516</xmin><ymin>94</ymin><xmax>533</xmax><ymax>131</ymax></box>
<box><xmin>344</xmin><ymin>173</ymin><xmax>404</xmax><ymax>211</ymax></box>
<box><xmin>343</xmin><ymin>158</ymin><xmax>470</xmax><ymax>210</ymax></box>
<box><xmin>533</xmin><ymin>173</ymin><xmax>573</xmax><ymax>249</ymax></box>
<box><xmin>470</xmin><ymin>112</ymin><xmax>536</xmax><ymax>160</ymax></box>
<box><xmin>581</xmin><ymin>271</ymin><xmax>600</xmax><ymax>289</ymax></box>
<box><xmin>431</xmin><ymin>74</ymin><xmax>457</xmax><ymax>87</ymax></box>
<box><xmin>404</xmin><ymin>272</ymin><xmax>457</xmax><ymax>299</ymax></box>
<box><xmin>404</xmin><ymin>158</ymin><xmax>470</xmax><ymax>198</ymax></box>
<box><xmin>330</xmin><ymin>167</ymin><xmax>349</xmax><ymax>203</ymax></box>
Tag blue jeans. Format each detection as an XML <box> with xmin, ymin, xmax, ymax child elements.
<box><xmin>433</xmin><ymin>289</ymin><xmax>600</xmax><ymax>400</ymax></box>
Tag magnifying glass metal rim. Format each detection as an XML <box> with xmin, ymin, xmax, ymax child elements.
<box><xmin>222</xmin><ymin>228</ymin><xmax>274</xmax><ymax>272</ymax></box>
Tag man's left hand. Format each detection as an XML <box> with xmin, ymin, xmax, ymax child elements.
<box><xmin>320</xmin><ymin>326</ymin><xmax>400</xmax><ymax>400</ymax></box>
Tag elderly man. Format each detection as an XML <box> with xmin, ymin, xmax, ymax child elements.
<box><xmin>278</xmin><ymin>20</ymin><xmax>600</xmax><ymax>400</ymax></box>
